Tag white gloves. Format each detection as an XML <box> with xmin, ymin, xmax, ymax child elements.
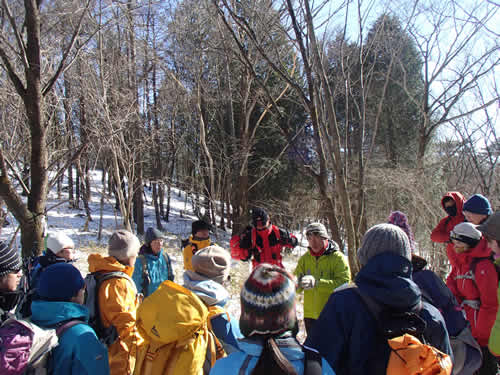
<box><xmin>300</xmin><ymin>275</ymin><xmax>316</xmax><ymax>290</ymax></box>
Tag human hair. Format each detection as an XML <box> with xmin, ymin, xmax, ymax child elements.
<box><xmin>250</xmin><ymin>337</ymin><xmax>298</xmax><ymax>375</ymax></box>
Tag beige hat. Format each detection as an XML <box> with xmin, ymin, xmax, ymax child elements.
<box><xmin>191</xmin><ymin>245</ymin><xmax>231</xmax><ymax>284</ymax></box>
<box><xmin>108</xmin><ymin>230</ymin><xmax>140</xmax><ymax>261</ymax></box>
<box><xmin>305</xmin><ymin>222</ymin><xmax>329</xmax><ymax>239</ymax></box>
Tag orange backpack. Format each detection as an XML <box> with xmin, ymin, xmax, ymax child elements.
<box><xmin>355</xmin><ymin>287</ymin><xmax>452</xmax><ymax>375</ymax></box>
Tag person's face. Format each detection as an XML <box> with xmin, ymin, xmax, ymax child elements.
<box><xmin>452</xmin><ymin>239</ymin><xmax>470</xmax><ymax>254</ymax></box>
<box><xmin>463</xmin><ymin>211</ymin><xmax>488</xmax><ymax>225</ymax></box>
<box><xmin>194</xmin><ymin>229</ymin><xmax>210</xmax><ymax>239</ymax></box>
<box><xmin>255</xmin><ymin>219</ymin><xmax>270</xmax><ymax>230</ymax></box>
<box><xmin>307</xmin><ymin>233</ymin><xmax>325</xmax><ymax>253</ymax></box>
<box><xmin>71</xmin><ymin>287</ymin><xmax>85</xmax><ymax>305</ymax></box>
<box><xmin>56</xmin><ymin>246</ymin><xmax>74</xmax><ymax>261</ymax></box>
<box><xmin>444</xmin><ymin>200</ymin><xmax>455</xmax><ymax>209</ymax></box>
<box><xmin>0</xmin><ymin>269</ymin><xmax>22</xmax><ymax>292</ymax></box>
<box><xmin>150</xmin><ymin>239</ymin><xmax>163</xmax><ymax>254</ymax></box>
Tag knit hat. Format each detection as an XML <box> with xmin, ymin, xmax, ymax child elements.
<box><xmin>46</xmin><ymin>232</ymin><xmax>74</xmax><ymax>254</ymax></box>
<box><xmin>38</xmin><ymin>263</ymin><xmax>84</xmax><ymax>301</ymax></box>
<box><xmin>357</xmin><ymin>224</ymin><xmax>412</xmax><ymax>267</ymax></box>
<box><xmin>240</xmin><ymin>263</ymin><xmax>297</xmax><ymax>337</ymax></box>
<box><xmin>305</xmin><ymin>222</ymin><xmax>329</xmax><ymax>239</ymax></box>
<box><xmin>108</xmin><ymin>230</ymin><xmax>140</xmax><ymax>261</ymax></box>
<box><xmin>477</xmin><ymin>212</ymin><xmax>500</xmax><ymax>241</ymax></box>
<box><xmin>252</xmin><ymin>207</ymin><xmax>269</xmax><ymax>227</ymax></box>
<box><xmin>145</xmin><ymin>227</ymin><xmax>164</xmax><ymax>245</ymax></box>
<box><xmin>387</xmin><ymin>211</ymin><xmax>416</xmax><ymax>252</ymax></box>
<box><xmin>192</xmin><ymin>220</ymin><xmax>211</xmax><ymax>236</ymax></box>
<box><xmin>191</xmin><ymin>245</ymin><xmax>231</xmax><ymax>284</ymax></box>
<box><xmin>463</xmin><ymin>194</ymin><xmax>492</xmax><ymax>215</ymax></box>
<box><xmin>0</xmin><ymin>241</ymin><xmax>22</xmax><ymax>278</ymax></box>
<box><xmin>450</xmin><ymin>222</ymin><xmax>481</xmax><ymax>247</ymax></box>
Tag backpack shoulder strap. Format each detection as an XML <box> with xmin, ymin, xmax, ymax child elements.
<box><xmin>96</xmin><ymin>271</ymin><xmax>136</xmax><ymax>293</ymax></box>
<box><xmin>138</xmin><ymin>254</ymin><xmax>150</xmax><ymax>296</ymax></box>
<box><xmin>55</xmin><ymin>319</ymin><xmax>86</xmax><ymax>337</ymax></box>
<box><xmin>303</xmin><ymin>348</ymin><xmax>323</xmax><ymax>375</ymax></box>
<box><xmin>162</xmin><ymin>251</ymin><xmax>174</xmax><ymax>281</ymax></box>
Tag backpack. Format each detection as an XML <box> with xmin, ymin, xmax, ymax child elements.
<box><xmin>134</xmin><ymin>280</ymin><xmax>222</xmax><ymax>375</ymax></box>
<box><xmin>413</xmin><ymin>269</ymin><xmax>483</xmax><ymax>374</ymax></box>
<box><xmin>137</xmin><ymin>253</ymin><xmax>174</xmax><ymax>297</ymax></box>
<box><xmin>0</xmin><ymin>318</ymin><xmax>83</xmax><ymax>375</ymax></box>
<box><xmin>83</xmin><ymin>271</ymin><xmax>136</xmax><ymax>346</ymax></box>
<box><xmin>354</xmin><ymin>286</ymin><xmax>453</xmax><ymax>375</ymax></box>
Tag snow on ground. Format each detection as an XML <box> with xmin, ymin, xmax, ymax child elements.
<box><xmin>0</xmin><ymin>169</ymin><xmax>309</xmax><ymax>342</ymax></box>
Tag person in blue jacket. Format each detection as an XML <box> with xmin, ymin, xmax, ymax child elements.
<box><xmin>30</xmin><ymin>262</ymin><xmax>109</xmax><ymax>375</ymax></box>
<box><xmin>183</xmin><ymin>244</ymin><xmax>242</xmax><ymax>354</ymax></box>
<box><xmin>304</xmin><ymin>223</ymin><xmax>453</xmax><ymax>375</ymax></box>
<box><xmin>210</xmin><ymin>263</ymin><xmax>336</xmax><ymax>375</ymax></box>
<box><xmin>132</xmin><ymin>227</ymin><xmax>174</xmax><ymax>297</ymax></box>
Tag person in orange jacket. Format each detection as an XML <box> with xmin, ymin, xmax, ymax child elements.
<box><xmin>430</xmin><ymin>191</ymin><xmax>466</xmax><ymax>267</ymax></box>
<box><xmin>88</xmin><ymin>230</ymin><xmax>143</xmax><ymax>375</ymax></box>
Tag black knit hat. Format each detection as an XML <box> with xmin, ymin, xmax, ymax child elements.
<box><xmin>192</xmin><ymin>220</ymin><xmax>211</xmax><ymax>236</ymax></box>
<box><xmin>0</xmin><ymin>241</ymin><xmax>22</xmax><ymax>277</ymax></box>
<box><xmin>252</xmin><ymin>207</ymin><xmax>269</xmax><ymax>227</ymax></box>
<box><xmin>145</xmin><ymin>227</ymin><xmax>164</xmax><ymax>245</ymax></box>
<box><xmin>239</xmin><ymin>263</ymin><xmax>297</xmax><ymax>337</ymax></box>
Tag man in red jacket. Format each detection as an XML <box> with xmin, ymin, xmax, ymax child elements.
<box><xmin>430</xmin><ymin>191</ymin><xmax>466</xmax><ymax>267</ymax></box>
<box><xmin>230</xmin><ymin>208</ymin><xmax>298</xmax><ymax>269</ymax></box>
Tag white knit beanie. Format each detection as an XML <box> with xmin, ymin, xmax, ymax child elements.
<box><xmin>46</xmin><ymin>232</ymin><xmax>75</xmax><ymax>254</ymax></box>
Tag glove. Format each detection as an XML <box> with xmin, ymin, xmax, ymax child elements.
<box><xmin>300</xmin><ymin>275</ymin><xmax>316</xmax><ymax>290</ymax></box>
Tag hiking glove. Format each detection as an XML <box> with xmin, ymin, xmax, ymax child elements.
<box><xmin>300</xmin><ymin>275</ymin><xmax>316</xmax><ymax>290</ymax></box>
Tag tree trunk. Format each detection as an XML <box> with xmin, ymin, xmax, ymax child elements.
<box><xmin>152</xmin><ymin>183</ymin><xmax>163</xmax><ymax>230</ymax></box>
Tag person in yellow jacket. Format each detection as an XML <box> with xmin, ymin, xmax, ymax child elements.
<box><xmin>88</xmin><ymin>230</ymin><xmax>143</xmax><ymax>375</ymax></box>
<box><xmin>183</xmin><ymin>219</ymin><xmax>212</xmax><ymax>271</ymax></box>
<box><xmin>294</xmin><ymin>222</ymin><xmax>351</xmax><ymax>337</ymax></box>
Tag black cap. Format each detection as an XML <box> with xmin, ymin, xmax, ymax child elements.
<box><xmin>145</xmin><ymin>227</ymin><xmax>164</xmax><ymax>245</ymax></box>
<box><xmin>252</xmin><ymin>207</ymin><xmax>269</xmax><ymax>227</ymax></box>
<box><xmin>192</xmin><ymin>220</ymin><xmax>211</xmax><ymax>236</ymax></box>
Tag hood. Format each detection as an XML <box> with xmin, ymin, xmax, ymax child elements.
<box><xmin>183</xmin><ymin>271</ymin><xmax>229</xmax><ymax>307</ymax></box>
<box><xmin>441</xmin><ymin>192</ymin><xmax>465</xmax><ymax>215</ymax></box>
<box><xmin>355</xmin><ymin>252</ymin><xmax>421</xmax><ymax>312</ymax></box>
<box><xmin>88</xmin><ymin>253</ymin><xmax>134</xmax><ymax>276</ymax></box>
<box><xmin>455</xmin><ymin>237</ymin><xmax>492</xmax><ymax>264</ymax></box>
<box><xmin>237</xmin><ymin>336</ymin><xmax>304</xmax><ymax>360</ymax></box>
<box><xmin>31</xmin><ymin>300</ymin><xmax>89</xmax><ymax>326</ymax></box>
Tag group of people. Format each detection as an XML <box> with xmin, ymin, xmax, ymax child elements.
<box><xmin>1</xmin><ymin>196</ymin><xmax>500</xmax><ymax>375</ymax></box>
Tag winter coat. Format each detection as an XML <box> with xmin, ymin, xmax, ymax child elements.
<box><xmin>183</xmin><ymin>235</ymin><xmax>212</xmax><ymax>271</ymax></box>
<box><xmin>231</xmin><ymin>225</ymin><xmax>297</xmax><ymax>268</ymax></box>
<box><xmin>30</xmin><ymin>300</ymin><xmax>109</xmax><ymax>375</ymax></box>
<box><xmin>88</xmin><ymin>253</ymin><xmax>143</xmax><ymax>375</ymax></box>
<box><xmin>430</xmin><ymin>191</ymin><xmax>466</xmax><ymax>267</ymax></box>
<box><xmin>446</xmin><ymin>238</ymin><xmax>498</xmax><ymax>347</ymax></box>
<box><xmin>488</xmin><ymin>258</ymin><xmax>500</xmax><ymax>355</ymax></box>
<box><xmin>209</xmin><ymin>335</ymin><xmax>336</xmax><ymax>375</ymax></box>
<box><xmin>132</xmin><ymin>245</ymin><xmax>174</xmax><ymax>297</ymax></box>
<box><xmin>294</xmin><ymin>240</ymin><xmax>351</xmax><ymax>319</ymax></box>
<box><xmin>183</xmin><ymin>271</ymin><xmax>242</xmax><ymax>354</ymax></box>
<box><xmin>304</xmin><ymin>253</ymin><xmax>453</xmax><ymax>375</ymax></box>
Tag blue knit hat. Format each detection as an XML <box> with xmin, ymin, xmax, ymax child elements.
<box><xmin>38</xmin><ymin>263</ymin><xmax>84</xmax><ymax>301</ymax></box>
<box><xmin>463</xmin><ymin>194</ymin><xmax>492</xmax><ymax>215</ymax></box>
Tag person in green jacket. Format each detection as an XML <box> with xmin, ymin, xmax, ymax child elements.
<box><xmin>294</xmin><ymin>222</ymin><xmax>351</xmax><ymax>336</ymax></box>
<box><xmin>476</xmin><ymin>211</ymin><xmax>500</xmax><ymax>360</ymax></box>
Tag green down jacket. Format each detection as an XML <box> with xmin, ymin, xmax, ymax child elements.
<box><xmin>294</xmin><ymin>240</ymin><xmax>351</xmax><ymax>319</ymax></box>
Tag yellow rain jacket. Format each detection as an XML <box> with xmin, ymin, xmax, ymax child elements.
<box><xmin>134</xmin><ymin>280</ymin><xmax>218</xmax><ymax>375</ymax></box>
<box><xmin>88</xmin><ymin>253</ymin><xmax>143</xmax><ymax>375</ymax></box>
<box><xmin>183</xmin><ymin>236</ymin><xmax>212</xmax><ymax>271</ymax></box>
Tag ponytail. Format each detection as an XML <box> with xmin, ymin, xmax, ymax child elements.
<box><xmin>250</xmin><ymin>337</ymin><xmax>298</xmax><ymax>375</ymax></box>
